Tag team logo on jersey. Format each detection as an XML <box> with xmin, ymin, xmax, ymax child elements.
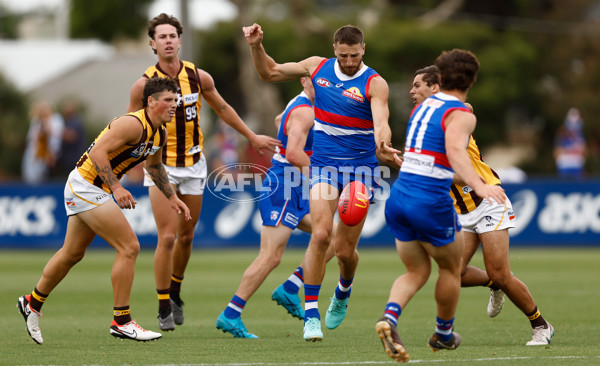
<box><xmin>342</xmin><ymin>87</ymin><xmax>364</xmax><ymax>103</ymax></box>
<box><xmin>462</xmin><ymin>186</ymin><xmax>473</xmax><ymax>194</ymax></box>
<box><xmin>508</xmin><ymin>210</ymin><xmax>515</xmax><ymax>221</ymax></box>
<box><xmin>66</xmin><ymin>198</ymin><xmax>75</xmax><ymax>207</ymax></box>
<box><xmin>316</xmin><ymin>78</ymin><xmax>332</xmax><ymax>87</ymax></box>
<box><xmin>130</xmin><ymin>143</ymin><xmax>147</xmax><ymax>158</ymax></box>
<box><xmin>270</xmin><ymin>211</ymin><xmax>279</xmax><ymax>221</ymax></box>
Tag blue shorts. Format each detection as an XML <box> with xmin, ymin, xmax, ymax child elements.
<box><xmin>384</xmin><ymin>187</ymin><xmax>461</xmax><ymax>247</ymax></box>
<box><xmin>259</xmin><ymin>164</ymin><xmax>309</xmax><ymax>230</ymax></box>
<box><xmin>309</xmin><ymin>160</ymin><xmax>380</xmax><ymax>201</ymax></box>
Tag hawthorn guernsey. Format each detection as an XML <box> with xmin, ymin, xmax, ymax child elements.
<box><xmin>338</xmin><ymin>181</ymin><xmax>370</xmax><ymax>226</ymax></box>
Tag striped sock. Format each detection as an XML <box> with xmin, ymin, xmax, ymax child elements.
<box><xmin>114</xmin><ymin>306</ymin><xmax>132</xmax><ymax>325</ymax></box>
<box><xmin>384</xmin><ymin>302</ymin><xmax>402</xmax><ymax>326</ymax></box>
<box><xmin>170</xmin><ymin>274</ymin><xmax>183</xmax><ymax>303</ymax></box>
<box><xmin>224</xmin><ymin>295</ymin><xmax>246</xmax><ymax>319</ymax></box>
<box><xmin>30</xmin><ymin>287</ymin><xmax>48</xmax><ymax>312</ymax></box>
<box><xmin>435</xmin><ymin>316</ymin><xmax>455</xmax><ymax>342</ymax></box>
<box><xmin>157</xmin><ymin>288</ymin><xmax>170</xmax><ymax>311</ymax></box>
<box><xmin>304</xmin><ymin>284</ymin><xmax>321</xmax><ymax>320</ymax></box>
<box><xmin>334</xmin><ymin>276</ymin><xmax>353</xmax><ymax>300</ymax></box>
<box><xmin>283</xmin><ymin>266</ymin><xmax>303</xmax><ymax>294</ymax></box>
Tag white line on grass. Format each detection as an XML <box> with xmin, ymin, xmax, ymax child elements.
<box><xmin>162</xmin><ymin>355</ymin><xmax>599</xmax><ymax>366</ymax></box>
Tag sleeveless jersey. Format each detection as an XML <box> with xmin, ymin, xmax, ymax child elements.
<box><xmin>310</xmin><ymin>58</ymin><xmax>379</xmax><ymax>164</ymax></box>
<box><xmin>271</xmin><ymin>91</ymin><xmax>314</xmax><ymax>167</ymax></box>
<box><xmin>143</xmin><ymin>60</ymin><xmax>203</xmax><ymax>167</ymax></box>
<box><xmin>450</xmin><ymin>136</ymin><xmax>501</xmax><ymax>214</ymax></box>
<box><xmin>395</xmin><ymin>92</ymin><xmax>470</xmax><ymax>200</ymax></box>
<box><xmin>76</xmin><ymin>109</ymin><xmax>166</xmax><ymax>193</ymax></box>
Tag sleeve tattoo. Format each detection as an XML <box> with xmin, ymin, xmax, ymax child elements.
<box><xmin>93</xmin><ymin>162</ymin><xmax>120</xmax><ymax>192</ymax></box>
<box><xmin>145</xmin><ymin>163</ymin><xmax>174</xmax><ymax>199</ymax></box>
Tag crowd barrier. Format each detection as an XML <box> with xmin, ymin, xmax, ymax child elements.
<box><xmin>1</xmin><ymin>179</ymin><xmax>599</xmax><ymax>249</ymax></box>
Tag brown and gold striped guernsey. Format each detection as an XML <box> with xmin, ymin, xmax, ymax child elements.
<box><xmin>76</xmin><ymin>109</ymin><xmax>166</xmax><ymax>193</ymax></box>
<box><xmin>450</xmin><ymin>136</ymin><xmax>501</xmax><ymax>214</ymax></box>
<box><xmin>143</xmin><ymin>61</ymin><xmax>203</xmax><ymax>167</ymax></box>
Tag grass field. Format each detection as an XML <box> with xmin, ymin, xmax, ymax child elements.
<box><xmin>2</xmin><ymin>247</ymin><xmax>599</xmax><ymax>365</ymax></box>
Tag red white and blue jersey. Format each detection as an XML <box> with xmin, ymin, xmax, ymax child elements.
<box><xmin>310</xmin><ymin>58</ymin><xmax>379</xmax><ymax>165</ymax></box>
<box><xmin>395</xmin><ymin>92</ymin><xmax>471</xmax><ymax>199</ymax></box>
<box><xmin>271</xmin><ymin>92</ymin><xmax>314</xmax><ymax>167</ymax></box>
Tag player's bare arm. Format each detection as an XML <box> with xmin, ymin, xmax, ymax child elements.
<box><xmin>126</xmin><ymin>77</ymin><xmax>147</xmax><ymax>113</ymax></box>
<box><xmin>242</xmin><ymin>23</ymin><xmax>321</xmax><ymax>82</ymax></box>
<box><xmin>88</xmin><ymin>116</ymin><xmax>143</xmax><ymax>209</ymax></box>
<box><xmin>285</xmin><ymin>106</ymin><xmax>313</xmax><ymax>174</ymax></box>
<box><xmin>370</xmin><ymin>76</ymin><xmax>402</xmax><ymax>169</ymax></box>
<box><xmin>445</xmin><ymin>110</ymin><xmax>505</xmax><ymax>205</ymax></box>
<box><xmin>199</xmin><ymin>68</ymin><xmax>280</xmax><ymax>154</ymax></box>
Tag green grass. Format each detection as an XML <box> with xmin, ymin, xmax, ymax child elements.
<box><xmin>1</xmin><ymin>247</ymin><xmax>599</xmax><ymax>365</ymax></box>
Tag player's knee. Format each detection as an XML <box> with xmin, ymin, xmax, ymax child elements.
<box><xmin>334</xmin><ymin>246</ymin><xmax>358</xmax><ymax>264</ymax></box>
<box><xmin>157</xmin><ymin>232</ymin><xmax>176</xmax><ymax>249</ymax></box>
<box><xmin>177</xmin><ymin>231</ymin><xmax>195</xmax><ymax>247</ymax></box>
<box><xmin>312</xmin><ymin>227</ymin><xmax>332</xmax><ymax>246</ymax></box>
<box><xmin>119</xmin><ymin>240</ymin><xmax>140</xmax><ymax>259</ymax></box>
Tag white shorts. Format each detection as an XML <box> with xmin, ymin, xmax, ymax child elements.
<box><xmin>458</xmin><ymin>196</ymin><xmax>516</xmax><ymax>234</ymax></box>
<box><xmin>64</xmin><ymin>169</ymin><xmax>112</xmax><ymax>216</ymax></box>
<box><xmin>143</xmin><ymin>153</ymin><xmax>207</xmax><ymax>195</ymax></box>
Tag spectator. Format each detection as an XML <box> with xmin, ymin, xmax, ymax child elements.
<box><xmin>554</xmin><ymin>107</ymin><xmax>586</xmax><ymax>180</ymax></box>
<box><xmin>22</xmin><ymin>101</ymin><xmax>64</xmax><ymax>184</ymax></box>
<box><xmin>56</xmin><ymin>100</ymin><xmax>87</xmax><ymax>177</ymax></box>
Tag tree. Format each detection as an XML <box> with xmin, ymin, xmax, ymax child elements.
<box><xmin>70</xmin><ymin>0</ymin><xmax>154</xmax><ymax>42</ymax></box>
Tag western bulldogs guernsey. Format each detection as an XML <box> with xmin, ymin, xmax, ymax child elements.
<box><xmin>396</xmin><ymin>92</ymin><xmax>470</xmax><ymax>200</ymax></box>
<box><xmin>271</xmin><ymin>91</ymin><xmax>314</xmax><ymax>167</ymax></box>
<box><xmin>310</xmin><ymin>58</ymin><xmax>379</xmax><ymax>166</ymax></box>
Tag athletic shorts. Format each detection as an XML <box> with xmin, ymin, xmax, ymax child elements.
<box><xmin>458</xmin><ymin>196</ymin><xmax>516</xmax><ymax>234</ymax></box>
<box><xmin>143</xmin><ymin>153</ymin><xmax>207</xmax><ymax>195</ymax></box>
<box><xmin>64</xmin><ymin>168</ymin><xmax>112</xmax><ymax>216</ymax></box>
<box><xmin>259</xmin><ymin>165</ymin><xmax>309</xmax><ymax>230</ymax></box>
<box><xmin>385</xmin><ymin>187</ymin><xmax>461</xmax><ymax>247</ymax></box>
<box><xmin>309</xmin><ymin>161</ymin><xmax>380</xmax><ymax>202</ymax></box>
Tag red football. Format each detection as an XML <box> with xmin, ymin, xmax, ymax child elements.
<box><xmin>338</xmin><ymin>181</ymin><xmax>370</xmax><ymax>226</ymax></box>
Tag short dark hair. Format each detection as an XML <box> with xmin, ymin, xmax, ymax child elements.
<box><xmin>434</xmin><ymin>49</ymin><xmax>479</xmax><ymax>92</ymax></box>
<box><xmin>333</xmin><ymin>25</ymin><xmax>364</xmax><ymax>45</ymax></box>
<box><xmin>148</xmin><ymin>14</ymin><xmax>183</xmax><ymax>54</ymax></box>
<box><xmin>143</xmin><ymin>77</ymin><xmax>178</xmax><ymax>108</ymax></box>
<box><xmin>415</xmin><ymin>65</ymin><xmax>440</xmax><ymax>87</ymax></box>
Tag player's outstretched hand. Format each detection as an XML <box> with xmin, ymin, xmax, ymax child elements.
<box><xmin>251</xmin><ymin>134</ymin><xmax>281</xmax><ymax>155</ymax></box>
<box><xmin>378</xmin><ymin>140</ymin><xmax>403</xmax><ymax>169</ymax></box>
<box><xmin>242</xmin><ymin>23</ymin><xmax>263</xmax><ymax>46</ymax></box>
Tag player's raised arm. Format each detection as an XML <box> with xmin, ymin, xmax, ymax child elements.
<box><xmin>242</xmin><ymin>23</ymin><xmax>321</xmax><ymax>82</ymax></box>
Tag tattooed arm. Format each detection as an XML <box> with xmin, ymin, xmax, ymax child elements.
<box><xmin>88</xmin><ymin>116</ymin><xmax>142</xmax><ymax>209</ymax></box>
<box><xmin>145</xmin><ymin>147</ymin><xmax>191</xmax><ymax>220</ymax></box>
<box><xmin>144</xmin><ymin>153</ymin><xmax>174</xmax><ymax>199</ymax></box>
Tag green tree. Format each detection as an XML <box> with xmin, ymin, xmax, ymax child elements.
<box><xmin>70</xmin><ymin>0</ymin><xmax>154</xmax><ymax>42</ymax></box>
<box><xmin>0</xmin><ymin>74</ymin><xmax>29</xmax><ymax>179</ymax></box>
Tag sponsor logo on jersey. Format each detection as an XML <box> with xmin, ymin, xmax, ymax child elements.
<box><xmin>96</xmin><ymin>193</ymin><xmax>109</xmax><ymax>202</ymax></box>
<box><xmin>342</xmin><ymin>87</ymin><xmax>364</xmax><ymax>103</ymax></box>
<box><xmin>316</xmin><ymin>78</ymin><xmax>332</xmax><ymax>87</ymax></box>
<box><xmin>284</xmin><ymin>212</ymin><xmax>299</xmax><ymax>227</ymax></box>
<box><xmin>424</xmin><ymin>98</ymin><xmax>445</xmax><ymax>108</ymax></box>
<box><xmin>183</xmin><ymin>92</ymin><xmax>199</xmax><ymax>105</ymax></box>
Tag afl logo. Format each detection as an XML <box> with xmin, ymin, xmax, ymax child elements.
<box><xmin>316</xmin><ymin>78</ymin><xmax>331</xmax><ymax>87</ymax></box>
